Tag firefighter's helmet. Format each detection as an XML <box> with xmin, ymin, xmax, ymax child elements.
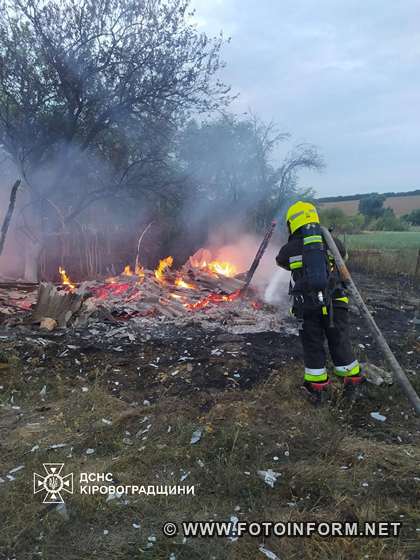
<box><xmin>286</xmin><ymin>201</ymin><xmax>320</xmax><ymax>234</ymax></box>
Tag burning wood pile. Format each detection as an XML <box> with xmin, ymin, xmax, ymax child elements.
<box><xmin>77</xmin><ymin>250</ymin><xmax>247</xmax><ymax>319</ymax></box>
<box><xmin>0</xmin><ymin>247</ymin><xmax>287</xmax><ymax>334</ymax></box>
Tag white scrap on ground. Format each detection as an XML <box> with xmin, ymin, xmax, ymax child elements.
<box><xmin>257</xmin><ymin>469</ymin><xmax>282</xmax><ymax>488</ymax></box>
<box><xmin>190</xmin><ymin>428</ymin><xmax>202</xmax><ymax>444</ymax></box>
<box><xmin>370</xmin><ymin>411</ymin><xmax>387</xmax><ymax>422</ymax></box>
<box><xmin>259</xmin><ymin>544</ymin><xmax>281</xmax><ymax>559</ymax></box>
<box><xmin>8</xmin><ymin>465</ymin><xmax>24</xmax><ymax>474</ymax></box>
<box><xmin>180</xmin><ymin>470</ymin><xmax>190</xmax><ymax>481</ymax></box>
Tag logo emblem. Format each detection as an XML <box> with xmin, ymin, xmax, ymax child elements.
<box><xmin>33</xmin><ymin>463</ymin><xmax>73</xmax><ymax>503</ymax></box>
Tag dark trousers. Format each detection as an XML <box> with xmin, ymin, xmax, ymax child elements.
<box><xmin>299</xmin><ymin>306</ymin><xmax>358</xmax><ymax>381</ymax></box>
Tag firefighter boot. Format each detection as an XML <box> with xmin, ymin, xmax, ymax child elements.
<box><xmin>301</xmin><ymin>379</ymin><xmax>331</xmax><ymax>406</ymax></box>
<box><xmin>343</xmin><ymin>375</ymin><xmax>366</xmax><ymax>402</ymax></box>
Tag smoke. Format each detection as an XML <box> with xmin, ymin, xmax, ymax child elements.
<box><xmin>264</xmin><ymin>268</ymin><xmax>290</xmax><ymax>306</ymax></box>
<box><xmin>198</xmin><ymin>231</ymin><xmax>291</xmax><ymax>307</ymax></box>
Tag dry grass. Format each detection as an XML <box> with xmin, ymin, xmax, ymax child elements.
<box><xmin>348</xmin><ymin>249</ymin><xmax>418</xmax><ymax>278</ymax></box>
<box><xmin>1</xmin><ymin>347</ymin><xmax>419</xmax><ymax>560</ymax></box>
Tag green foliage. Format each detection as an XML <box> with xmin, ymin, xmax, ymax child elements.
<box><xmin>346</xmin><ymin>213</ymin><xmax>366</xmax><ymax>233</ymax></box>
<box><xmin>358</xmin><ymin>194</ymin><xmax>387</xmax><ymax>218</ymax></box>
<box><xmin>368</xmin><ymin>208</ymin><xmax>409</xmax><ymax>231</ymax></box>
<box><xmin>403</xmin><ymin>208</ymin><xmax>420</xmax><ymax>226</ymax></box>
<box><xmin>318</xmin><ymin>207</ymin><xmax>364</xmax><ymax>233</ymax></box>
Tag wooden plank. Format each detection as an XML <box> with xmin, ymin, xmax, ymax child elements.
<box><xmin>31</xmin><ymin>283</ymin><xmax>85</xmax><ymax>327</ymax></box>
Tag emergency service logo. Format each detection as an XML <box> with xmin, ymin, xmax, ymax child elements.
<box><xmin>33</xmin><ymin>463</ymin><xmax>73</xmax><ymax>504</ymax></box>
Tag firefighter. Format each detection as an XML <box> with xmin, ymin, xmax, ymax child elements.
<box><xmin>276</xmin><ymin>201</ymin><xmax>364</xmax><ymax>403</ymax></box>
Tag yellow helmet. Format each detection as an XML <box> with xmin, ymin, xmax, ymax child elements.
<box><xmin>286</xmin><ymin>201</ymin><xmax>320</xmax><ymax>234</ymax></box>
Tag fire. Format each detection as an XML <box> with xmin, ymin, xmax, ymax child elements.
<box><xmin>188</xmin><ymin>250</ymin><xmax>237</xmax><ymax>277</ymax></box>
<box><xmin>155</xmin><ymin>256</ymin><xmax>173</xmax><ymax>282</ymax></box>
<box><xmin>185</xmin><ymin>289</ymin><xmax>242</xmax><ymax>310</ymax></box>
<box><xmin>106</xmin><ymin>263</ymin><xmax>145</xmax><ymax>284</ymax></box>
<box><xmin>135</xmin><ymin>263</ymin><xmax>145</xmax><ymax>277</ymax></box>
<box><xmin>121</xmin><ymin>264</ymin><xmax>144</xmax><ymax>278</ymax></box>
<box><xmin>58</xmin><ymin>266</ymin><xmax>75</xmax><ymax>290</ymax></box>
<box><xmin>175</xmin><ymin>277</ymin><xmax>195</xmax><ymax>289</ymax></box>
<box><xmin>207</xmin><ymin>260</ymin><xmax>237</xmax><ymax>277</ymax></box>
<box><xmin>92</xmin><ymin>283</ymin><xmax>131</xmax><ymax>299</ymax></box>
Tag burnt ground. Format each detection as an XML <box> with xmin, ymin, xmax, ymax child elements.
<box><xmin>0</xmin><ymin>272</ymin><xmax>419</xmax><ymax>560</ymax></box>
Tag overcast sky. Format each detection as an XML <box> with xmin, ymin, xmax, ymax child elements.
<box><xmin>191</xmin><ymin>0</ymin><xmax>420</xmax><ymax>197</ymax></box>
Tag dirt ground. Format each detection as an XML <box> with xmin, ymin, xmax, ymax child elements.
<box><xmin>0</xmin><ymin>273</ymin><xmax>419</xmax><ymax>560</ymax></box>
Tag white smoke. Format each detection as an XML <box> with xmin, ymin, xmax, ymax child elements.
<box><xmin>203</xmin><ymin>232</ymin><xmax>291</xmax><ymax>309</ymax></box>
<box><xmin>264</xmin><ymin>268</ymin><xmax>290</xmax><ymax>305</ymax></box>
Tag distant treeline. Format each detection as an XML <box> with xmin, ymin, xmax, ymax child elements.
<box><xmin>317</xmin><ymin>189</ymin><xmax>420</xmax><ymax>203</ymax></box>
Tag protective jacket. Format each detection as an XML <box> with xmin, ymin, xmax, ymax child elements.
<box><xmin>276</xmin><ymin>230</ymin><xmax>360</xmax><ymax>384</ymax></box>
<box><xmin>275</xmin><ymin>229</ymin><xmax>349</xmax><ymax>315</ymax></box>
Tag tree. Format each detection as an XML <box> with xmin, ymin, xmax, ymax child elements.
<box><xmin>358</xmin><ymin>194</ymin><xmax>386</xmax><ymax>219</ymax></box>
<box><xmin>369</xmin><ymin>209</ymin><xmax>409</xmax><ymax>231</ymax></box>
<box><xmin>318</xmin><ymin>207</ymin><xmax>347</xmax><ymax>232</ymax></box>
<box><xmin>318</xmin><ymin>207</ymin><xmax>365</xmax><ymax>233</ymax></box>
<box><xmin>0</xmin><ymin>0</ymin><xmax>230</xmax><ymax>279</ymax></box>
<box><xmin>176</xmin><ymin>114</ymin><xmax>324</xmax><ymax>234</ymax></box>
<box><xmin>403</xmin><ymin>209</ymin><xmax>420</xmax><ymax>226</ymax></box>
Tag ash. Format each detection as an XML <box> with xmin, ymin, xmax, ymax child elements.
<box><xmin>0</xmin><ymin>267</ymin><xmax>295</xmax><ymax>341</ymax></box>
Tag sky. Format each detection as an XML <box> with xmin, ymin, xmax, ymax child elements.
<box><xmin>190</xmin><ymin>0</ymin><xmax>420</xmax><ymax>197</ymax></box>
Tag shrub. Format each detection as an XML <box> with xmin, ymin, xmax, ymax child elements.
<box><xmin>369</xmin><ymin>211</ymin><xmax>409</xmax><ymax>231</ymax></box>
<box><xmin>403</xmin><ymin>209</ymin><xmax>420</xmax><ymax>226</ymax></box>
<box><xmin>318</xmin><ymin>207</ymin><xmax>365</xmax><ymax>233</ymax></box>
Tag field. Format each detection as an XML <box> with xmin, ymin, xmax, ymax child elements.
<box><xmin>320</xmin><ymin>195</ymin><xmax>420</xmax><ymax>217</ymax></box>
<box><xmin>345</xmin><ymin>231</ymin><xmax>420</xmax><ymax>250</ymax></box>
<box><xmin>343</xmin><ymin>232</ymin><xmax>420</xmax><ymax>278</ymax></box>
<box><xmin>0</xmin><ymin>274</ymin><xmax>419</xmax><ymax>560</ymax></box>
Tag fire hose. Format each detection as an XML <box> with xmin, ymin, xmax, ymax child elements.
<box><xmin>321</xmin><ymin>226</ymin><xmax>420</xmax><ymax>416</ymax></box>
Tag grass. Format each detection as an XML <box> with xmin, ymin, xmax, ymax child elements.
<box><xmin>345</xmin><ymin>231</ymin><xmax>420</xmax><ymax>251</ymax></box>
<box><xmin>341</xmin><ymin>231</ymin><xmax>420</xmax><ymax>277</ymax></box>
<box><xmin>1</xmin><ymin>337</ymin><xmax>420</xmax><ymax>560</ymax></box>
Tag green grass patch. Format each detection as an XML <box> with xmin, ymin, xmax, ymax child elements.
<box><xmin>345</xmin><ymin>231</ymin><xmax>420</xmax><ymax>250</ymax></box>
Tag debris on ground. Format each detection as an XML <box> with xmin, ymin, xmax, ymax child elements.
<box><xmin>370</xmin><ymin>411</ymin><xmax>387</xmax><ymax>422</ymax></box>
<box><xmin>0</xmin><ymin>260</ymin><xmax>291</xmax><ymax>335</ymax></box>
<box><xmin>190</xmin><ymin>428</ymin><xmax>203</xmax><ymax>444</ymax></box>
<box><xmin>259</xmin><ymin>545</ymin><xmax>281</xmax><ymax>559</ymax></box>
<box><xmin>257</xmin><ymin>469</ymin><xmax>282</xmax><ymax>488</ymax></box>
<box><xmin>363</xmin><ymin>362</ymin><xmax>394</xmax><ymax>386</ymax></box>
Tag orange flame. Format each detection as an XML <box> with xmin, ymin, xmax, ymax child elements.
<box><xmin>155</xmin><ymin>256</ymin><xmax>173</xmax><ymax>282</ymax></box>
<box><xmin>207</xmin><ymin>260</ymin><xmax>237</xmax><ymax>277</ymax></box>
<box><xmin>135</xmin><ymin>263</ymin><xmax>145</xmax><ymax>277</ymax></box>
<box><xmin>175</xmin><ymin>277</ymin><xmax>195</xmax><ymax>289</ymax></box>
<box><xmin>106</xmin><ymin>263</ymin><xmax>145</xmax><ymax>283</ymax></box>
<box><xmin>189</xmin><ymin>251</ymin><xmax>237</xmax><ymax>277</ymax></box>
<box><xmin>58</xmin><ymin>266</ymin><xmax>75</xmax><ymax>290</ymax></box>
<box><xmin>185</xmin><ymin>289</ymin><xmax>241</xmax><ymax>310</ymax></box>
